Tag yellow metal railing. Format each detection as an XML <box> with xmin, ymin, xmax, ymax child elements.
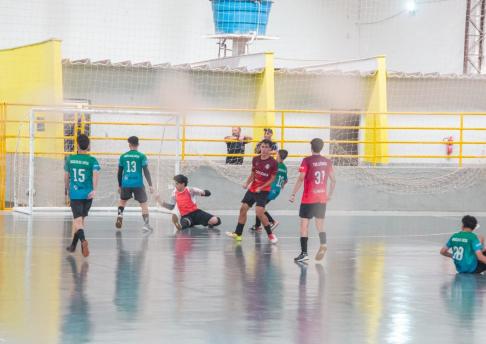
<box><xmin>3</xmin><ymin>104</ymin><xmax>486</xmax><ymax>162</ymax></box>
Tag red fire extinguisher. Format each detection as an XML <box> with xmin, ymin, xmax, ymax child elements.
<box><xmin>443</xmin><ymin>136</ymin><xmax>453</xmax><ymax>156</ymax></box>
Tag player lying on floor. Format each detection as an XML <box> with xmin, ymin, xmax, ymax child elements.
<box><xmin>156</xmin><ymin>174</ymin><xmax>222</xmax><ymax>231</ymax></box>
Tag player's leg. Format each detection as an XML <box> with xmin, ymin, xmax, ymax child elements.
<box><xmin>295</xmin><ymin>204</ymin><xmax>311</xmax><ymax>262</ymax></box>
<box><xmin>116</xmin><ymin>188</ymin><xmax>131</xmax><ymax>229</ymax></box>
<box><xmin>136</xmin><ymin>187</ymin><xmax>152</xmax><ymax>231</ymax></box>
<box><xmin>256</xmin><ymin>193</ymin><xmax>277</xmax><ymax>244</ymax></box>
<box><xmin>226</xmin><ymin>191</ymin><xmax>253</xmax><ymax>240</ymax></box>
<box><xmin>79</xmin><ymin>200</ymin><xmax>92</xmax><ymax>257</ymax></box>
<box><xmin>67</xmin><ymin>200</ymin><xmax>83</xmax><ymax>253</ymax></box>
<box><xmin>314</xmin><ymin>203</ymin><xmax>327</xmax><ymax>261</ymax></box>
<box><xmin>264</xmin><ymin>199</ymin><xmax>278</xmax><ymax>230</ymax></box>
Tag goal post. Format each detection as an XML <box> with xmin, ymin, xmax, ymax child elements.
<box><xmin>13</xmin><ymin>106</ymin><xmax>181</xmax><ymax>214</ymax></box>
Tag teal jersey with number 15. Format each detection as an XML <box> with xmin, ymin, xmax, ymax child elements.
<box><xmin>65</xmin><ymin>154</ymin><xmax>100</xmax><ymax>200</ymax></box>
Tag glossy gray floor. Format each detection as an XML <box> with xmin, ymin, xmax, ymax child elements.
<box><xmin>0</xmin><ymin>212</ymin><xmax>485</xmax><ymax>344</ymax></box>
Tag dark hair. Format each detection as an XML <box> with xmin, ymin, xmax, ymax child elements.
<box><xmin>278</xmin><ymin>149</ymin><xmax>288</xmax><ymax>161</ymax></box>
<box><xmin>259</xmin><ymin>139</ymin><xmax>273</xmax><ymax>148</ymax></box>
<box><xmin>174</xmin><ymin>174</ymin><xmax>188</xmax><ymax>186</ymax></box>
<box><xmin>462</xmin><ymin>215</ymin><xmax>478</xmax><ymax>230</ymax></box>
<box><xmin>310</xmin><ymin>138</ymin><xmax>324</xmax><ymax>153</ymax></box>
<box><xmin>264</xmin><ymin>128</ymin><xmax>273</xmax><ymax>134</ymax></box>
<box><xmin>77</xmin><ymin>134</ymin><xmax>90</xmax><ymax>151</ymax></box>
<box><xmin>128</xmin><ymin>136</ymin><xmax>139</xmax><ymax>146</ymax></box>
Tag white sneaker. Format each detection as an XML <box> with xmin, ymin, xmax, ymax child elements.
<box><xmin>268</xmin><ymin>233</ymin><xmax>278</xmax><ymax>244</ymax></box>
<box><xmin>142</xmin><ymin>223</ymin><xmax>153</xmax><ymax>232</ymax></box>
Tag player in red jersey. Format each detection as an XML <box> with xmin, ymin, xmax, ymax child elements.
<box><xmin>156</xmin><ymin>174</ymin><xmax>221</xmax><ymax>231</ymax></box>
<box><xmin>226</xmin><ymin>139</ymin><xmax>279</xmax><ymax>244</ymax></box>
<box><xmin>290</xmin><ymin>138</ymin><xmax>336</xmax><ymax>262</ymax></box>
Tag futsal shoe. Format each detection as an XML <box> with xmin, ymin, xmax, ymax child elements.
<box><xmin>268</xmin><ymin>233</ymin><xmax>278</xmax><ymax>244</ymax></box>
<box><xmin>250</xmin><ymin>225</ymin><xmax>263</xmax><ymax>232</ymax></box>
<box><xmin>172</xmin><ymin>214</ymin><xmax>182</xmax><ymax>231</ymax></box>
<box><xmin>142</xmin><ymin>223</ymin><xmax>154</xmax><ymax>236</ymax></box>
<box><xmin>81</xmin><ymin>240</ymin><xmax>90</xmax><ymax>257</ymax></box>
<box><xmin>315</xmin><ymin>245</ymin><xmax>327</xmax><ymax>261</ymax></box>
<box><xmin>270</xmin><ymin>221</ymin><xmax>279</xmax><ymax>231</ymax></box>
<box><xmin>294</xmin><ymin>252</ymin><xmax>309</xmax><ymax>262</ymax></box>
<box><xmin>115</xmin><ymin>215</ymin><xmax>123</xmax><ymax>229</ymax></box>
<box><xmin>225</xmin><ymin>231</ymin><xmax>242</xmax><ymax>241</ymax></box>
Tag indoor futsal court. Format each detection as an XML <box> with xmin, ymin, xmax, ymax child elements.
<box><xmin>2</xmin><ymin>0</ymin><xmax>486</xmax><ymax>343</ymax></box>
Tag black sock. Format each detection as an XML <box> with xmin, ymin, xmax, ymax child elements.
<box><xmin>118</xmin><ymin>206</ymin><xmax>124</xmax><ymax>216</ymax></box>
<box><xmin>142</xmin><ymin>214</ymin><xmax>149</xmax><ymax>224</ymax></box>
<box><xmin>77</xmin><ymin>229</ymin><xmax>86</xmax><ymax>242</ymax></box>
<box><xmin>264</xmin><ymin>225</ymin><xmax>272</xmax><ymax>235</ymax></box>
<box><xmin>255</xmin><ymin>216</ymin><xmax>261</xmax><ymax>227</ymax></box>
<box><xmin>265</xmin><ymin>211</ymin><xmax>274</xmax><ymax>223</ymax></box>
<box><xmin>70</xmin><ymin>231</ymin><xmax>80</xmax><ymax>249</ymax></box>
<box><xmin>235</xmin><ymin>223</ymin><xmax>244</xmax><ymax>236</ymax></box>
<box><xmin>319</xmin><ymin>232</ymin><xmax>327</xmax><ymax>245</ymax></box>
<box><xmin>300</xmin><ymin>237</ymin><xmax>308</xmax><ymax>254</ymax></box>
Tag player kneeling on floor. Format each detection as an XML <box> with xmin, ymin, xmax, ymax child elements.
<box><xmin>156</xmin><ymin>174</ymin><xmax>221</xmax><ymax>231</ymax></box>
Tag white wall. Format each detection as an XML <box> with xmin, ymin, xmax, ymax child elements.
<box><xmin>0</xmin><ymin>0</ymin><xmax>468</xmax><ymax>73</ymax></box>
<box><xmin>358</xmin><ymin>0</ymin><xmax>466</xmax><ymax>73</ymax></box>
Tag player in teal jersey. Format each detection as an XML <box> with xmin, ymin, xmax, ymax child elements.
<box><xmin>116</xmin><ymin>136</ymin><xmax>154</xmax><ymax>232</ymax></box>
<box><xmin>440</xmin><ymin>215</ymin><xmax>486</xmax><ymax>273</ymax></box>
<box><xmin>250</xmin><ymin>149</ymin><xmax>288</xmax><ymax>232</ymax></box>
<box><xmin>65</xmin><ymin>134</ymin><xmax>100</xmax><ymax>257</ymax></box>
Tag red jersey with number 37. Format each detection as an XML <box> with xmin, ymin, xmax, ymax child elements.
<box><xmin>299</xmin><ymin>155</ymin><xmax>333</xmax><ymax>204</ymax></box>
<box><xmin>249</xmin><ymin>156</ymin><xmax>278</xmax><ymax>192</ymax></box>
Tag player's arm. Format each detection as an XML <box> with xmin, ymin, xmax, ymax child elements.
<box><xmin>191</xmin><ymin>187</ymin><xmax>211</xmax><ymax>197</ymax></box>
<box><xmin>88</xmin><ymin>171</ymin><xmax>99</xmax><ymax>199</ymax></box>
<box><xmin>243</xmin><ymin>135</ymin><xmax>253</xmax><ymax>143</ymax></box>
<box><xmin>440</xmin><ymin>246</ymin><xmax>452</xmax><ymax>258</ymax></box>
<box><xmin>117</xmin><ymin>166</ymin><xmax>123</xmax><ymax>188</ymax></box>
<box><xmin>141</xmin><ymin>156</ymin><xmax>154</xmax><ymax>193</ymax></box>
<box><xmin>476</xmin><ymin>250</ymin><xmax>486</xmax><ymax>265</ymax></box>
<box><xmin>64</xmin><ymin>171</ymin><xmax>70</xmax><ymax>196</ymax></box>
<box><xmin>142</xmin><ymin>165</ymin><xmax>154</xmax><ymax>193</ymax></box>
<box><xmin>155</xmin><ymin>192</ymin><xmax>176</xmax><ymax>210</ymax></box>
<box><xmin>243</xmin><ymin>171</ymin><xmax>255</xmax><ymax>189</ymax></box>
<box><xmin>327</xmin><ymin>168</ymin><xmax>337</xmax><ymax>201</ymax></box>
<box><xmin>290</xmin><ymin>172</ymin><xmax>305</xmax><ymax>202</ymax></box>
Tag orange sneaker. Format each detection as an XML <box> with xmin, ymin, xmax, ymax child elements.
<box><xmin>81</xmin><ymin>240</ymin><xmax>90</xmax><ymax>257</ymax></box>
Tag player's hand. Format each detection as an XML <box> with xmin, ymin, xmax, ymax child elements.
<box><xmin>289</xmin><ymin>194</ymin><xmax>295</xmax><ymax>203</ymax></box>
<box><xmin>149</xmin><ymin>186</ymin><xmax>154</xmax><ymax>194</ymax></box>
<box><xmin>255</xmin><ymin>187</ymin><xmax>261</xmax><ymax>193</ymax></box>
<box><xmin>118</xmin><ymin>187</ymin><xmax>121</xmax><ymax>194</ymax></box>
<box><xmin>88</xmin><ymin>190</ymin><xmax>96</xmax><ymax>199</ymax></box>
<box><xmin>242</xmin><ymin>183</ymin><xmax>248</xmax><ymax>189</ymax></box>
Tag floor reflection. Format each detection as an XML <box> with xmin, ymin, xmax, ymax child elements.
<box><xmin>114</xmin><ymin>232</ymin><xmax>148</xmax><ymax>321</ymax></box>
<box><xmin>61</xmin><ymin>255</ymin><xmax>91</xmax><ymax>343</ymax></box>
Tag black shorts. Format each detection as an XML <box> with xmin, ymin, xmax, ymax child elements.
<box><xmin>299</xmin><ymin>203</ymin><xmax>327</xmax><ymax>219</ymax></box>
<box><xmin>241</xmin><ymin>191</ymin><xmax>269</xmax><ymax>208</ymax></box>
<box><xmin>475</xmin><ymin>261</ymin><xmax>486</xmax><ymax>274</ymax></box>
<box><xmin>182</xmin><ymin>209</ymin><xmax>214</xmax><ymax>227</ymax></box>
<box><xmin>70</xmin><ymin>199</ymin><xmax>93</xmax><ymax>219</ymax></box>
<box><xmin>120</xmin><ymin>187</ymin><xmax>147</xmax><ymax>203</ymax></box>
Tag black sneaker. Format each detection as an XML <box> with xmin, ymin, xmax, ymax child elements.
<box><xmin>294</xmin><ymin>252</ymin><xmax>309</xmax><ymax>262</ymax></box>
